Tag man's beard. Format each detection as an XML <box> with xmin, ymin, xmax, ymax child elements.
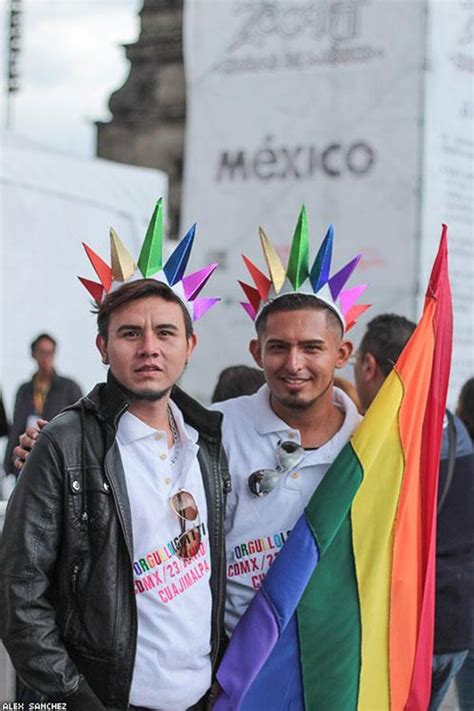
<box><xmin>271</xmin><ymin>376</ymin><xmax>334</xmax><ymax>412</ymax></box>
<box><xmin>117</xmin><ymin>382</ymin><xmax>172</xmax><ymax>403</ymax></box>
<box><xmin>274</xmin><ymin>394</ymin><xmax>319</xmax><ymax>411</ymax></box>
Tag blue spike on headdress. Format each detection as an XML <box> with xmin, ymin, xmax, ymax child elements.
<box><xmin>309</xmin><ymin>225</ymin><xmax>333</xmax><ymax>292</ymax></box>
<box><xmin>163</xmin><ymin>223</ymin><xmax>196</xmax><ymax>286</ymax></box>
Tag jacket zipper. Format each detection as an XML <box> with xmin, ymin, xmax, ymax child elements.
<box><xmin>71</xmin><ymin>563</ymin><xmax>80</xmax><ymax>593</ymax></box>
<box><xmin>64</xmin><ymin>562</ymin><xmax>81</xmax><ymax>636</ymax></box>
<box><xmin>211</xmin><ymin>437</ymin><xmax>226</xmax><ymax>669</ymax></box>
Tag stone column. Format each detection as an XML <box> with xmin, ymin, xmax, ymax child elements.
<box><xmin>96</xmin><ymin>0</ymin><xmax>185</xmax><ymax>239</ymax></box>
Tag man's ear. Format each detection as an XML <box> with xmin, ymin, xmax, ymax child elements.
<box><xmin>96</xmin><ymin>335</ymin><xmax>108</xmax><ymax>364</ymax></box>
<box><xmin>186</xmin><ymin>334</ymin><xmax>198</xmax><ymax>363</ymax></box>
<box><xmin>335</xmin><ymin>340</ymin><xmax>353</xmax><ymax>369</ymax></box>
<box><xmin>249</xmin><ymin>339</ymin><xmax>263</xmax><ymax>368</ymax></box>
<box><xmin>359</xmin><ymin>351</ymin><xmax>379</xmax><ymax>382</ymax></box>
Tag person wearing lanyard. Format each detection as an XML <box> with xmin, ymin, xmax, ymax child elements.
<box><xmin>3</xmin><ymin>333</ymin><xmax>82</xmax><ymax>475</ymax></box>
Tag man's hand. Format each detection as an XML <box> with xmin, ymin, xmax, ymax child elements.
<box><xmin>13</xmin><ymin>419</ymin><xmax>48</xmax><ymax>470</ymax></box>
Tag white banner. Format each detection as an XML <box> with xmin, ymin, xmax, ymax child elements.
<box><xmin>421</xmin><ymin>0</ymin><xmax>474</xmax><ymax>406</ymax></box>
<box><xmin>182</xmin><ymin>0</ymin><xmax>429</xmax><ymax>402</ymax></box>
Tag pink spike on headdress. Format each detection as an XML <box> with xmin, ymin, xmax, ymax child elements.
<box><xmin>239</xmin><ymin>281</ymin><xmax>262</xmax><ymax>313</ymax></box>
<box><xmin>192</xmin><ymin>297</ymin><xmax>221</xmax><ymax>321</ymax></box>
<box><xmin>344</xmin><ymin>304</ymin><xmax>371</xmax><ymax>331</ymax></box>
<box><xmin>339</xmin><ymin>284</ymin><xmax>368</xmax><ymax>316</ymax></box>
<box><xmin>78</xmin><ymin>277</ymin><xmax>104</xmax><ymax>304</ymax></box>
<box><xmin>83</xmin><ymin>243</ymin><xmax>112</xmax><ymax>292</ymax></box>
<box><xmin>182</xmin><ymin>263</ymin><xmax>218</xmax><ymax>300</ymax></box>
<box><xmin>241</xmin><ymin>302</ymin><xmax>257</xmax><ymax>320</ymax></box>
<box><xmin>242</xmin><ymin>255</ymin><xmax>271</xmax><ymax>300</ymax></box>
<box><xmin>328</xmin><ymin>254</ymin><xmax>362</xmax><ymax>301</ymax></box>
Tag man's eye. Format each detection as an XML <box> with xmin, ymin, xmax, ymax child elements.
<box><xmin>305</xmin><ymin>344</ymin><xmax>322</xmax><ymax>352</ymax></box>
<box><xmin>123</xmin><ymin>330</ymin><xmax>139</xmax><ymax>338</ymax></box>
<box><xmin>269</xmin><ymin>344</ymin><xmax>285</xmax><ymax>351</ymax></box>
<box><xmin>159</xmin><ymin>330</ymin><xmax>173</xmax><ymax>337</ymax></box>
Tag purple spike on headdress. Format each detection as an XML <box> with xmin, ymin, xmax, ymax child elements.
<box><xmin>182</xmin><ymin>263</ymin><xmax>218</xmax><ymax>300</ymax></box>
<box><xmin>309</xmin><ymin>225</ymin><xmax>333</xmax><ymax>292</ymax></box>
<box><xmin>339</xmin><ymin>284</ymin><xmax>368</xmax><ymax>316</ymax></box>
<box><xmin>241</xmin><ymin>302</ymin><xmax>257</xmax><ymax>320</ymax></box>
<box><xmin>192</xmin><ymin>297</ymin><xmax>221</xmax><ymax>321</ymax></box>
<box><xmin>328</xmin><ymin>254</ymin><xmax>362</xmax><ymax>300</ymax></box>
<box><xmin>163</xmin><ymin>223</ymin><xmax>196</xmax><ymax>286</ymax></box>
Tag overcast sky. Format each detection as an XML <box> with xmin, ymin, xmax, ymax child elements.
<box><xmin>1</xmin><ymin>0</ymin><xmax>141</xmax><ymax>156</ymax></box>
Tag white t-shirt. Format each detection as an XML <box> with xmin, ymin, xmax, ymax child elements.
<box><xmin>117</xmin><ymin>401</ymin><xmax>212</xmax><ymax>711</ymax></box>
<box><xmin>211</xmin><ymin>385</ymin><xmax>361</xmax><ymax>635</ymax></box>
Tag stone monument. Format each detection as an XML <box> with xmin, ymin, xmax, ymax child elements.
<box><xmin>96</xmin><ymin>0</ymin><xmax>185</xmax><ymax>238</ymax></box>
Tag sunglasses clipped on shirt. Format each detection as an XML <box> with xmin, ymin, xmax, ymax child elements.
<box><xmin>248</xmin><ymin>439</ymin><xmax>305</xmax><ymax>497</ymax></box>
<box><xmin>169</xmin><ymin>489</ymin><xmax>201</xmax><ymax>559</ymax></box>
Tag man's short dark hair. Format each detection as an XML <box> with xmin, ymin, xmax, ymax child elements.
<box><xmin>30</xmin><ymin>333</ymin><xmax>56</xmax><ymax>356</ymax></box>
<box><xmin>457</xmin><ymin>377</ymin><xmax>474</xmax><ymax>441</ymax></box>
<box><xmin>255</xmin><ymin>294</ymin><xmax>343</xmax><ymax>339</ymax></box>
<box><xmin>359</xmin><ymin>313</ymin><xmax>416</xmax><ymax>376</ymax></box>
<box><xmin>211</xmin><ymin>365</ymin><xmax>266</xmax><ymax>403</ymax></box>
<box><xmin>94</xmin><ymin>280</ymin><xmax>194</xmax><ymax>342</ymax></box>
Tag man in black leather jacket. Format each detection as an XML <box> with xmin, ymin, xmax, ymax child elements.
<box><xmin>0</xmin><ymin>279</ymin><xmax>229</xmax><ymax>711</ymax></box>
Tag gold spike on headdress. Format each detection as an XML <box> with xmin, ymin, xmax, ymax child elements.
<box><xmin>110</xmin><ymin>228</ymin><xmax>136</xmax><ymax>282</ymax></box>
<box><xmin>259</xmin><ymin>227</ymin><xmax>286</xmax><ymax>294</ymax></box>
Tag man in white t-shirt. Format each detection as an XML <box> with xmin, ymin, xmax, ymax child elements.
<box><xmin>212</xmin><ymin>293</ymin><xmax>360</xmax><ymax>636</ymax></box>
<box><xmin>0</xmin><ymin>204</ymin><xmax>229</xmax><ymax>711</ymax></box>
<box><xmin>208</xmin><ymin>211</ymin><xmax>369</xmax><ymax>709</ymax></box>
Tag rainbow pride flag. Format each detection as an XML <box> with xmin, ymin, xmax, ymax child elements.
<box><xmin>215</xmin><ymin>227</ymin><xmax>452</xmax><ymax>711</ymax></box>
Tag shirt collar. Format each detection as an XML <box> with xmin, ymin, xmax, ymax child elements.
<box><xmin>116</xmin><ymin>403</ymin><xmax>198</xmax><ymax>447</ymax></box>
<box><xmin>253</xmin><ymin>384</ymin><xmax>292</xmax><ymax>436</ymax></box>
<box><xmin>117</xmin><ymin>411</ymin><xmax>161</xmax><ymax>445</ymax></box>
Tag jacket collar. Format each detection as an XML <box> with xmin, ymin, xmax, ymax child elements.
<box><xmin>171</xmin><ymin>384</ymin><xmax>223</xmax><ymax>440</ymax></box>
<box><xmin>81</xmin><ymin>372</ymin><xmax>130</xmax><ymax>430</ymax></box>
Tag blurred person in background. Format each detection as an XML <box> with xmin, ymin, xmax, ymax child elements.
<box><xmin>0</xmin><ymin>393</ymin><xmax>9</xmax><ymax>439</ymax></box>
<box><xmin>457</xmin><ymin>377</ymin><xmax>474</xmax><ymax>441</ymax></box>
<box><xmin>453</xmin><ymin>377</ymin><xmax>474</xmax><ymax>711</ymax></box>
<box><xmin>3</xmin><ymin>333</ymin><xmax>82</xmax><ymax>476</ymax></box>
<box><xmin>353</xmin><ymin>314</ymin><xmax>474</xmax><ymax>711</ymax></box>
<box><xmin>211</xmin><ymin>365</ymin><xmax>265</xmax><ymax>403</ymax></box>
<box><xmin>0</xmin><ymin>392</ymin><xmax>13</xmax><ymax>500</ymax></box>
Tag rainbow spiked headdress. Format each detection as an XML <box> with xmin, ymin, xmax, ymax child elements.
<box><xmin>78</xmin><ymin>198</ymin><xmax>220</xmax><ymax>322</ymax></box>
<box><xmin>239</xmin><ymin>205</ymin><xmax>370</xmax><ymax>333</ymax></box>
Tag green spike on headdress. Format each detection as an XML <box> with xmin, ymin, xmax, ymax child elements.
<box><xmin>137</xmin><ymin>198</ymin><xmax>163</xmax><ymax>277</ymax></box>
<box><xmin>286</xmin><ymin>204</ymin><xmax>309</xmax><ymax>289</ymax></box>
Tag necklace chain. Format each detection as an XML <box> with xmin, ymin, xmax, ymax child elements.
<box><xmin>167</xmin><ymin>405</ymin><xmax>181</xmax><ymax>465</ymax></box>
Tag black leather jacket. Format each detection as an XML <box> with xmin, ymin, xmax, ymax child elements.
<box><xmin>0</xmin><ymin>377</ymin><xmax>230</xmax><ymax>710</ymax></box>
